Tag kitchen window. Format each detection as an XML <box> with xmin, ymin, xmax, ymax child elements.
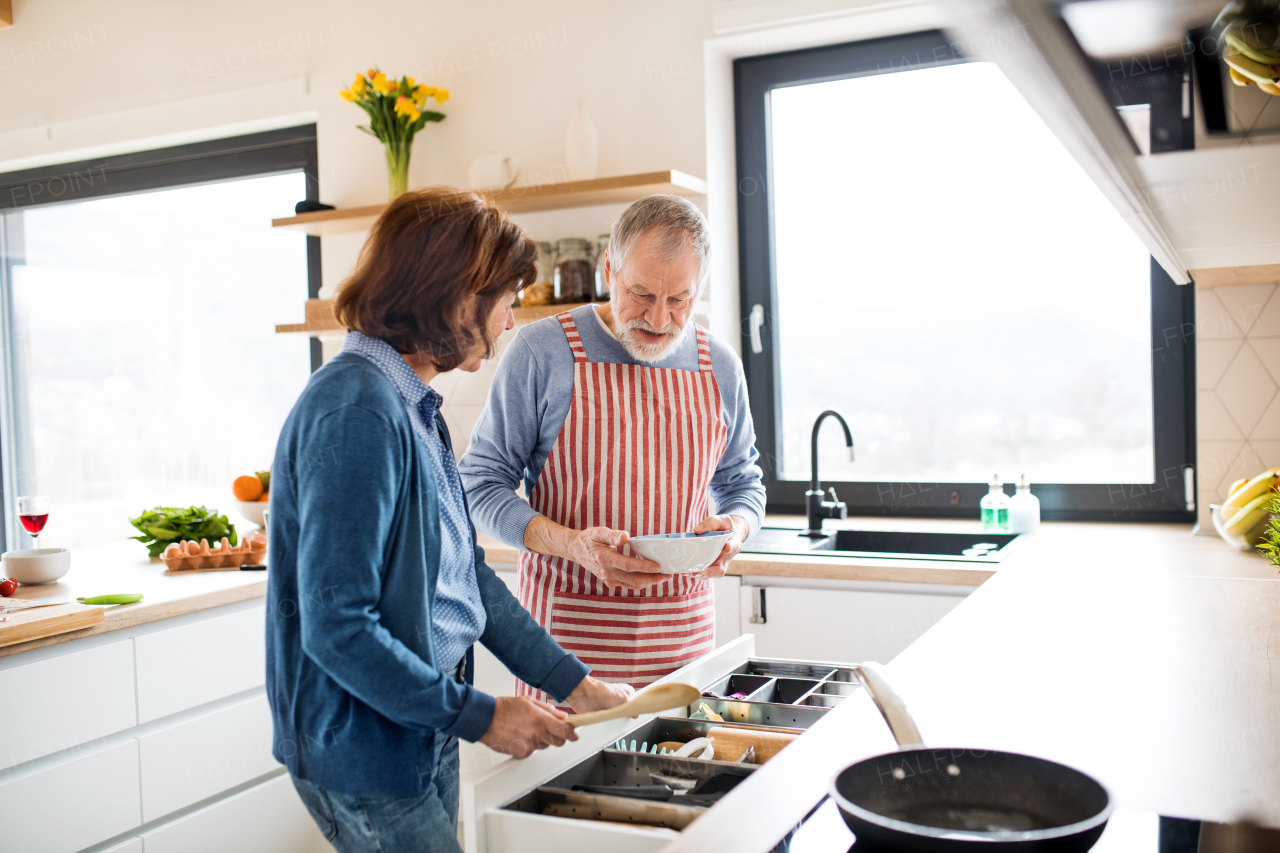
<box><xmin>735</xmin><ymin>31</ymin><xmax>1195</xmax><ymax>521</ymax></box>
<box><xmin>0</xmin><ymin>126</ymin><xmax>320</xmax><ymax>551</ymax></box>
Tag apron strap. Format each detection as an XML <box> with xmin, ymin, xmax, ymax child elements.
<box><xmin>695</xmin><ymin>326</ymin><xmax>713</xmax><ymax>373</ymax></box>
<box><xmin>556</xmin><ymin>312</ymin><xmax>588</xmax><ymax>364</ymax></box>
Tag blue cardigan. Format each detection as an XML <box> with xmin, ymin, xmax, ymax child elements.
<box><xmin>266</xmin><ymin>352</ymin><xmax>589</xmax><ymax>798</ymax></box>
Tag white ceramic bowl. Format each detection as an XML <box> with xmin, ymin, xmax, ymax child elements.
<box><xmin>628</xmin><ymin>532</ymin><xmax>732</xmax><ymax>574</ymax></box>
<box><xmin>3</xmin><ymin>548</ymin><xmax>71</xmax><ymax>585</ymax></box>
<box><xmin>1209</xmin><ymin>503</ymin><xmax>1272</xmax><ymax>551</ymax></box>
<box><xmin>235</xmin><ymin>500</ymin><xmax>268</xmax><ymax>528</ymax></box>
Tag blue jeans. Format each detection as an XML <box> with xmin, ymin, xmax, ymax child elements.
<box><xmin>292</xmin><ymin>732</ymin><xmax>462</xmax><ymax>853</ymax></box>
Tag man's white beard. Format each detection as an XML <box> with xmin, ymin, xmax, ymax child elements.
<box><xmin>615</xmin><ymin>315</ymin><xmax>688</xmax><ymax>363</ymax></box>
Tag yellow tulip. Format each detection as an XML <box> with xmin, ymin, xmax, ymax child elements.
<box><xmin>405</xmin><ymin>76</ymin><xmax>416</xmax><ymax>89</ymax></box>
<box><xmin>434</xmin><ymin>88</ymin><xmax>450</xmax><ymax>104</ymax></box>
<box><xmin>372</xmin><ymin>73</ymin><xmax>394</xmax><ymax>94</ymax></box>
<box><xmin>351</xmin><ymin>74</ymin><xmax>366</xmax><ymax>93</ymax></box>
<box><xmin>339</xmin><ymin>88</ymin><xmax>356</xmax><ymax>102</ymax></box>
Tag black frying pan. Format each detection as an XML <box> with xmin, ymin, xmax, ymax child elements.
<box><xmin>830</xmin><ymin>664</ymin><xmax>1113</xmax><ymax>852</ymax></box>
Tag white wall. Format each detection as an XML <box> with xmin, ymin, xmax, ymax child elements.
<box><xmin>0</xmin><ymin>0</ymin><xmax>721</xmax><ymax>452</ymax></box>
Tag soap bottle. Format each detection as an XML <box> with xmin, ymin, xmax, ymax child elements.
<box><xmin>980</xmin><ymin>474</ymin><xmax>1010</xmax><ymax>533</ymax></box>
<box><xmin>1008</xmin><ymin>473</ymin><xmax>1041</xmax><ymax>534</ymax></box>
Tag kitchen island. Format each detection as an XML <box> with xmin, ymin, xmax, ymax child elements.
<box><xmin>661</xmin><ymin>520</ymin><xmax>1280</xmax><ymax>852</ymax></box>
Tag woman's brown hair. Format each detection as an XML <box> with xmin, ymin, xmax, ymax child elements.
<box><xmin>335</xmin><ymin>187</ymin><xmax>535</xmax><ymax>372</ymax></box>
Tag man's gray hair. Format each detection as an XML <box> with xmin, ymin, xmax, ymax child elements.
<box><xmin>609</xmin><ymin>194</ymin><xmax>710</xmax><ymax>293</ymax></box>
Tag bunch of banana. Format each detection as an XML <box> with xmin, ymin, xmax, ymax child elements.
<box><xmin>1222</xmin><ymin>20</ymin><xmax>1280</xmax><ymax>95</ymax></box>
<box><xmin>1219</xmin><ymin>468</ymin><xmax>1280</xmax><ymax>538</ymax></box>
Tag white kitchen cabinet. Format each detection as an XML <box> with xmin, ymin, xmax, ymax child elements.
<box><xmin>137</xmin><ymin>692</ymin><xmax>279</xmax><ymax>821</ymax></box>
<box><xmin>102</xmin><ymin>840</ymin><xmax>143</xmax><ymax>853</ymax></box>
<box><xmin>711</xmin><ymin>574</ymin><xmax>742</xmax><ymax>646</ymax></box>
<box><xmin>739</xmin><ymin>578</ymin><xmax>970</xmax><ymax>663</ymax></box>
<box><xmin>0</xmin><ymin>638</ymin><xmax>136</xmax><ymax>771</ymax></box>
<box><xmin>1</xmin><ymin>740</ymin><xmax>141</xmax><ymax>853</ymax></box>
<box><xmin>140</xmin><ymin>772</ymin><xmax>328</xmax><ymax>853</ymax></box>
<box><xmin>133</xmin><ymin>603</ymin><xmax>266</xmax><ymax>722</ymax></box>
<box><xmin>472</xmin><ymin>569</ymin><xmax>521</xmax><ymax>700</ymax></box>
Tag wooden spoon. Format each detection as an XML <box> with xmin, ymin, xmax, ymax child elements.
<box><xmin>565</xmin><ymin>683</ymin><xmax>701</xmax><ymax>727</ymax></box>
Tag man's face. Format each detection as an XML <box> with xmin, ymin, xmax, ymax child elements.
<box><xmin>606</xmin><ymin>228</ymin><xmax>700</xmax><ymax>363</ymax></box>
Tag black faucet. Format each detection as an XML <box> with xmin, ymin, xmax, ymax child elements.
<box><xmin>804</xmin><ymin>410</ymin><xmax>854</xmax><ymax>538</ymax></box>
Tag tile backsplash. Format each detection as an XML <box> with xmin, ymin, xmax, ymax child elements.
<box><xmin>1196</xmin><ymin>282</ymin><xmax>1280</xmax><ymax>531</ymax></box>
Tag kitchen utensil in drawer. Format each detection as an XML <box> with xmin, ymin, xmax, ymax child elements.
<box><xmin>565</xmin><ymin>682</ymin><xmax>700</xmax><ymax>727</ymax></box>
<box><xmin>627</xmin><ymin>531</ymin><xmax>731</xmax><ymax>574</ymax></box>
<box><xmin>831</xmin><ymin>662</ymin><xmax>1113</xmax><ymax>851</ymax></box>
<box><xmin>707</xmin><ymin>726</ymin><xmax>796</xmax><ymax>765</ymax></box>
<box><xmin>517</xmin><ymin>788</ymin><xmax>698</xmax><ymax>831</ymax></box>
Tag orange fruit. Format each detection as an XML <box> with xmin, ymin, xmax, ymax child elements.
<box><xmin>233</xmin><ymin>475</ymin><xmax>264</xmax><ymax>501</ymax></box>
<box><xmin>257</xmin><ymin>492</ymin><xmax>269</xmax><ymax>503</ymax></box>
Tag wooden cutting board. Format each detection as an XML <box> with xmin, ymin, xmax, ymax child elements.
<box><xmin>0</xmin><ymin>604</ymin><xmax>103</xmax><ymax>648</ymax></box>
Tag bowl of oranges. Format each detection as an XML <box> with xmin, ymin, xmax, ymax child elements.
<box><xmin>232</xmin><ymin>470</ymin><xmax>271</xmax><ymax>528</ymax></box>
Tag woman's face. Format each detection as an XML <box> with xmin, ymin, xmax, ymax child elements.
<box><xmin>458</xmin><ymin>295</ymin><xmax>516</xmax><ymax>373</ymax></box>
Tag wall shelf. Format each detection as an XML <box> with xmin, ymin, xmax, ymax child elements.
<box><xmin>276</xmin><ymin>299</ymin><xmax>595</xmax><ymax>336</ymax></box>
<box><xmin>270</xmin><ymin>170</ymin><xmax>707</xmax><ymax>236</ymax></box>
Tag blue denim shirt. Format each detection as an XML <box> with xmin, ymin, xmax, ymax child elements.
<box><xmin>343</xmin><ymin>331</ymin><xmax>486</xmax><ymax>671</ymax></box>
<box><xmin>265</xmin><ymin>349</ymin><xmax>590</xmax><ymax>798</ymax></box>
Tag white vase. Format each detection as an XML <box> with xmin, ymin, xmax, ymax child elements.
<box><xmin>565</xmin><ymin>99</ymin><xmax>599</xmax><ymax>181</ymax></box>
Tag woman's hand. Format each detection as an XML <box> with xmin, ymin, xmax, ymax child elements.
<box><xmin>565</xmin><ymin>676</ymin><xmax>635</xmax><ymax>714</ymax></box>
<box><xmin>480</xmin><ymin>696</ymin><xmax>578</xmax><ymax>758</ymax></box>
<box><xmin>692</xmin><ymin>515</ymin><xmax>750</xmax><ymax>580</ymax></box>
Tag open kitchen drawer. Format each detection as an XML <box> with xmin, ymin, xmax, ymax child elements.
<box><xmin>463</xmin><ymin>635</ymin><xmax>860</xmax><ymax>853</ymax></box>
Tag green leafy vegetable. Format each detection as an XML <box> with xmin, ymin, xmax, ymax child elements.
<box><xmin>1256</xmin><ymin>494</ymin><xmax>1280</xmax><ymax>572</ymax></box>
<box><xmin>129</xmin><ymin>506</ymin><xmax>238</xmax><ymax>557</ymax></box>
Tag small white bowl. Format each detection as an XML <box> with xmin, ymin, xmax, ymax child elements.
<box><xmin>628</xmin><ymin>532</ymin><xmax>732</xmax><ymax>574</ymax></box>
<box><xmin>3</xmin><ymin>548</ymin><xmax>71</xmax><ymax>585</ymax></box>
<box><xmin>235</xmin><ymin>500</ymin><xmax>267</xmax><ymax>528</ymax></box>
<box><xmin>1209</xmin><ymin>503</ymin><xmax>1272</xmax><ymax>551</ymax></box>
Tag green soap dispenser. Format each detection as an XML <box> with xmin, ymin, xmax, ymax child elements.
<box><xmin>980</xmin><ymin>473</ymin><xmax>1010</xmax><ymax>533</ymax></box>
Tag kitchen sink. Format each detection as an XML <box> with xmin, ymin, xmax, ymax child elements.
<box><xmin>740</xmin><ymin>526</ymin><xmax>1023</xmax><ymax>563</ymax></box>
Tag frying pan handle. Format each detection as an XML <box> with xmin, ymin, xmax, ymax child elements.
<box><xmin>855</xmin><ymin>663</ymin><xmax>925</xmax><ymax>749</ymax></box>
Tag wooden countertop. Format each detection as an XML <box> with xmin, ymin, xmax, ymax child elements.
<box><xmin>0</xmin><ymin>540</ymin><xmax>267</xmax><ymax>658</ymax></box>
<box><xmin>480</xmin><ymin>514</ymin><xmax>1280</xmax><ymax>585</ymax></box>
<box><xmin>662</xmin><ymin>523</ymin><xmax>1280</xmax><ymax>852</ymax></box>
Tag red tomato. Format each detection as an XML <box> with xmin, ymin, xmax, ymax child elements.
<box><xmin>0</xmin><ymin>578</ymin><xmax>16</xmax><ymax>596</ymax></box>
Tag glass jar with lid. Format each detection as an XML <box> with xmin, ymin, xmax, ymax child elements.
<box><xmin>593</xmin><ymin>233</ymin><xmax>610</xmax><ymax>301</ymax></box>
<box><xmin>518</xmin><ymin>241</ymin><xmax>555</xmax><ymax>306</ymax></box>
<box><xmin>553</xmin><ymin>238</ymin><xmax>593</xmax><ymax>304</ymax></box>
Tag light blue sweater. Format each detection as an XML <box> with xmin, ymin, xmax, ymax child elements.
<box><xmin>459</xmin><ymin>305</ymin><xmax>767</xmax><ymax>550</ymax></box>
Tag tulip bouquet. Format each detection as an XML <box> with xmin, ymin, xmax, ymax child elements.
<box><xmin>340</xmin><ymin>69</ymin><xmax>450</xmax><ymax>198</ymax></box>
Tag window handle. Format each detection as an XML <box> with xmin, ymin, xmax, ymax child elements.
<box><xmin>749</xmin><ymin>303</ymin><xmax>765</xmax><ymax>354</ymax></box>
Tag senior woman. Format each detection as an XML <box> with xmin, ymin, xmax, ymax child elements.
<box><xmin>266</xmin><ymin>188</ymin><xmax>629</xmax><ymax>853</ymax></box>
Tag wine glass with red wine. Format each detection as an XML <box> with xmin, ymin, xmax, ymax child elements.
<box><xmin>16</xmin><ymin>496</ymin><xmax>50</xmax><ymax>547</ymax></box>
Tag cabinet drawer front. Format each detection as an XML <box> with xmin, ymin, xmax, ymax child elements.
<box><xmin>138</xmin><ymin>693</ymin><xmax>279</xmax><ymax>821</ymax></box>
<box><xmin>0</xmin><ymin>740</ymin><xmax>141</xmax><ymax>853</ymax></box>
<box><xmin>486</xmin><ymin>809</ymin><xmax>673</xmax><ymax>853</ymax></box>
<box><xmin>0</xmin><ymin>639</ymin><xmax>136</xmax><ymax>771</ymax></box>
<box><xmin>141</xmin><ymin>772</ymin><xmax>328</xmax><ymax>853</ymax></box>
<box><xmin>134</xmin><ymin>604</ymin><xmax>266</xmax><ymax>722</ymax></box>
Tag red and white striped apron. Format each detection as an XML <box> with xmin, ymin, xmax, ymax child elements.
<box><xmin>516</xmin><ymin>311</ymin><xmax>729</xmax><ymax>701</ymax></box>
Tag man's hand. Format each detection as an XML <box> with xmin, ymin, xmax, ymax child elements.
<box><xmin>565</xmin><ymin>676</ymin><xmax>634</xmax><ymax>714</ymax></box>
<box><xmin>525</xmin><ymin>517</ymin><xmax>662</xmax><ymax>590</ymax></box>
<box><xmin>479</xmin><ymin>696</ymin><xmax>578</xmax><ymax>759</ymax></box>
<box><xmin>692</xmin><ymin>515</ymin><xmax>750</xmax><ymax>580</ymax></box>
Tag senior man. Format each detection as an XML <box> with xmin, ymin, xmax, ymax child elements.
<box><xmin>459</xmin><ymin>194</ymin><xmax>766</xmax><ymax>699</ymax></box>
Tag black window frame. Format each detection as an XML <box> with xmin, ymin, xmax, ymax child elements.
<box><xmin>0</xmin><ymin>124</ymin><xmax>324</xmax><ymax>369</ymax></box>
<box><xmin>0</xmin><ymin>125</ymin><xmax>322</xmax><ymax>551</ymax></box>
<box><xmin>734</xmin><ymin>31</ymin><xmax>1196</xmax><ymax>523</ymax></box>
